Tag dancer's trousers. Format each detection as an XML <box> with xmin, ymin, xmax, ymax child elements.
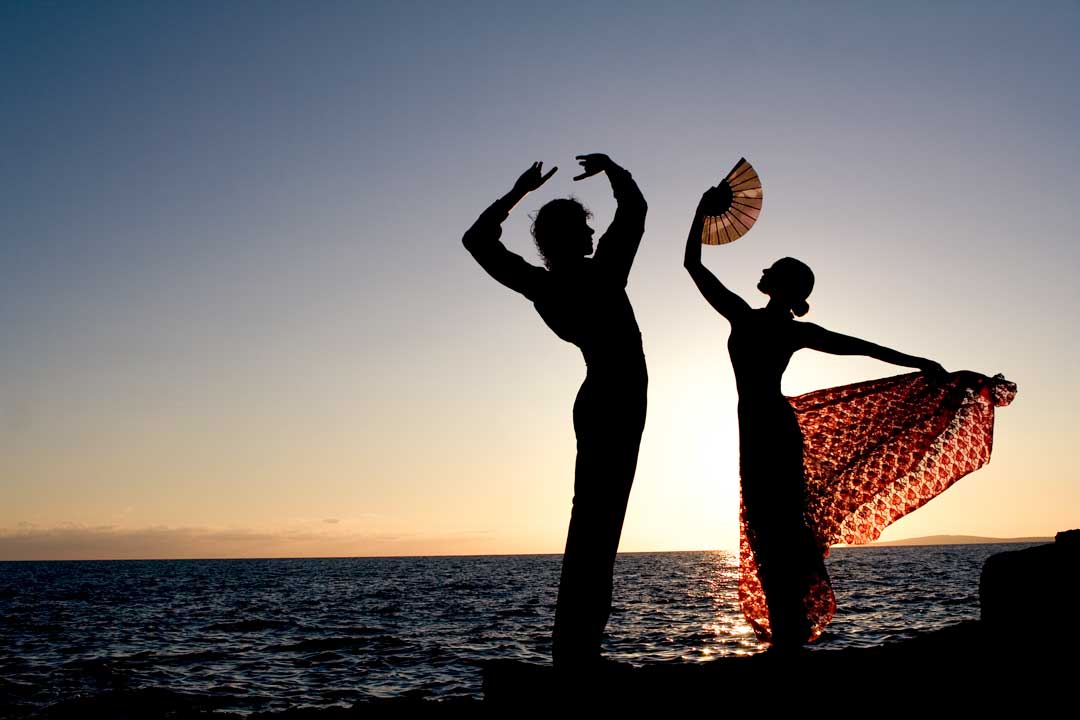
<box><xmin>552</xmin><ymin>366</ymin><xmax>647</xmax><ymax>667</ymax></box>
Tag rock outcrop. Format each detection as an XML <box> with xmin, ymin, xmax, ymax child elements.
<box><xmin>980</xmin><ymin>529</ymin><xmax>1079</xmax><ymax>642</ymax></box>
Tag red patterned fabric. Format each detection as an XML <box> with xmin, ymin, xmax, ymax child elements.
<box><xmin>738</xmin><ymin>371</ymin><xmax>1017</xmax><ymax>643</ymax></box>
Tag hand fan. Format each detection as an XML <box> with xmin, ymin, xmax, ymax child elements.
<box><xmin>701</xmin><ymin>157</ymin><xmax>763</xmax><ymax>245</ymax></box>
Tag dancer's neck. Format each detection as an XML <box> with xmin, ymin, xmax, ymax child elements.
<box><xmin>763</xmin><ymin>298</ymin><xmax>794</xmax><ymax>319</ymax></box>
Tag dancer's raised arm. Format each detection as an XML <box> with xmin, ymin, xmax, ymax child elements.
<box><xmin>575</xmin><ymin>153</ymin><xmax>647</xmax><ymax>287</ymax></box>
<box><xmin>800</xmin><ymin>324</ymin><xmax>946</xmax><ymax>374</ymax></box>
<box><xmin>684</xmin><ymin>187</ymin><xmax>750</xmax><ymax>321</ymax></box>
<box><xmin>462</xmin><ymin>162</ymin><xmax>556</xmax><ymax>298</ymax></box>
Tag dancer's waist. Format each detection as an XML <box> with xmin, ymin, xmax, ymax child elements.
<box><xmin>737</xmin><ymin>395</ymin><xmax>794</xmax><ymax>416</ymax></box>
<box><xmin>582</xmin><ymin>338</ymin><xmax>646</xmax><ymax>372</ymax></box>
<box><xmin>583</xmin><ymin>350</ymin><xmax>647</xmax><ymax>376</ymax></box>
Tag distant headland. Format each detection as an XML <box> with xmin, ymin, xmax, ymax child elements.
<box><xmin>865</xmin><ymin>534</ymin><xmax>1053</xmax><ymax>547</ymax></box>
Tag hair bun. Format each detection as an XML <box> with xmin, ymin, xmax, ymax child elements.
<box><xmin>792</xmin><ymin>299</ymin><xmax>810</xmax><ymax>317</ymax></box>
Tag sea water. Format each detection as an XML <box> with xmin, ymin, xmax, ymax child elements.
<box><xmin>0</xmin><ymin>544</ymin><xmax>1035</xmax><ymax>715</ymax></box>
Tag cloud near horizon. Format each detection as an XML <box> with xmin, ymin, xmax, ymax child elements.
<box><xmin>0</xmin><ymin>523</ymin><xmax>495</xmax><ymax>561</ymax></box>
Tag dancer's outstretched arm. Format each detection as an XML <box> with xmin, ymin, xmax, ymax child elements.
<box><xmin>800</xmin><ymin>324</ymin><xmax>946</xmax><ymax>373</ymax></box>
<box><xmin>575</xmin><ymin>153</ymin><xmax>647</xmax><ymax>287</ymax></box>
<box><xmin>684</xmin><ymin>187</ymin><xmax>750</xmax><ymax>321</ymax></box>
<box><xmin>462</xmin><ymin>162</ymin><xmax>556</xmax><ymax>299</ymax></box>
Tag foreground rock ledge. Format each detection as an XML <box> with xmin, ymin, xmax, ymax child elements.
<box><xmin>483</xmin><ymin>621</ymin><xmax>1065</xmax><ymax>709</ymax></box>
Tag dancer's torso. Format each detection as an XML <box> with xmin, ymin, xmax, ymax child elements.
<box><xmin>728</xmin><ymin>308</ymin><xmax>804</xmax><ymax>403</ymax></box>
<box><xmin>532</xmin><ymin>260</ymin><xmax>646</xmax><ymax>376</ymax></box>
<box><xmin>729</xmin><ymin>309</ymin><xmax>807</xmax><ymax>506</ymax></box>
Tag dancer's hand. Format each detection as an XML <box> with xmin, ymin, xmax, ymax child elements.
<box><xmin>697</xmin><ymin>186</ymin><xmax>725</xmax><ymax>214</ymax></box>
<box><xmin>512</xmin><ymin>161</ymin><xmax>557</xmax><ymax>196</ymax></box>
<box><xmin>573</xmin><ymin>153</ymin><xmax>614</xmax><ymax>181</ymax></box>
<box><xmin>919</xmin><ymin>359</ymin><xmax>948</xmax><ymax>377</ymax></box>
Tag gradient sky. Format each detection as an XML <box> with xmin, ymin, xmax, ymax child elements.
<box><xmin>3</xmin><ymin>1</ymin><xmax>1078</xmax><ymax>559</ymax></box>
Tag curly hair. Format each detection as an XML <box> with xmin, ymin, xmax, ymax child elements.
<box><xmin>529</xmin><ymin>197</ymin><xmax>592</xmax><ymax>269</ymax></box>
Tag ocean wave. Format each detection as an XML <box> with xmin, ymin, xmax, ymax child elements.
<box><xmin>203</xmin><ymin>618</ymin><xmax>294</xmax><ymax>632</ymax></box>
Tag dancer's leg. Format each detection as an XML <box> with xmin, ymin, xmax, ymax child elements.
<box><xmin>552</xmin><ymin>374</ymin><xmax>645</xmax><ymax>668</ymax></box>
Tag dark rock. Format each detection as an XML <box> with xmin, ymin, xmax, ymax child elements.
<box><xmin>483</xmin><ymin>620</ymin><xmax>1067</xmax><ymax>711</ymax></box>
<box><xmin>980</xmin><ymin>528</ymin><xmax>1080</xmax><ymax>642</ymax></box>
<box><xmin>40</xmin><ymin>687</ymin><xmax>230</xmax><ymax>719</ymax></box>
<box><xmin>1056</xmin><ymin>528</ymin><xmax>1080</xmax><ymax>547</ymax></box>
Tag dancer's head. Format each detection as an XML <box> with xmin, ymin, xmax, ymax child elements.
<box><xmin>758</xmin><ymin>257</ymin><xmax>815</xmax><ymax>317</ymax></box>
<box><xmin>531</xmin><ymin>198</ymin><xmax>595</xmax><ymax>269</ymax></box>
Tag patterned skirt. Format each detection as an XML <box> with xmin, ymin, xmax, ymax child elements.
<box><xmin>737</xmin><ymin>371</ymin><xmax>1017</xmax><ymax>643</ymax></box>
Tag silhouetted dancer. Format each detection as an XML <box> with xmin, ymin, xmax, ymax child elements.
<box><xmin>463</xmin><ymin>154</ymin><xmax>648</xmax><ymax>668</ymax></box>
<box><xmin>684</xmin><ymin>185</ymin><xmax>948</xmax><ymax>651</ymax></box>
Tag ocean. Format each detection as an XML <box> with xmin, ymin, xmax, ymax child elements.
<box><xmin>0</xmin><ymin>543</ymin><xmax>1036</xmax><ymax>716</ymax></box>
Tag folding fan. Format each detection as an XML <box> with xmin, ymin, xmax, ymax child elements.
<box><xmin>700</xmin><ymin>158</ymin><xmax>763</xmax><ymax>245</ymax></box>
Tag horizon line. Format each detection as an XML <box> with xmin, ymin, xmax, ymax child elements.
<box><xmin>0</xmin><ymin>535</ymin><xmax>1056</xmax><ymax>563</ymax></box>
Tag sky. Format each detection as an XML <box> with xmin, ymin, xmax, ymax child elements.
<box><xmin>3</xmin><ymin>1</ymin><xmax>1078</xmax><ymax>560</ymax></box>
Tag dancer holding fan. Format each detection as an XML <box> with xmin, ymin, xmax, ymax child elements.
<box><xmin>683</xmin><ymin>159</ymin><xmax>1016</xmax><ymax>649</ymax></box>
